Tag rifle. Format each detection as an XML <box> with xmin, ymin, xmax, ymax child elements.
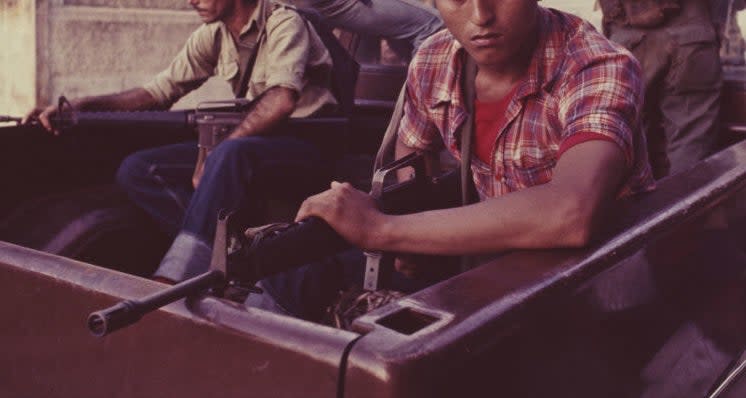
<box><xmin>87</xmin><ymin>152</ymin><xmax>459</xmax><ymax>337</ymax></box>
<box><xmin>0</xmin><ymin>116</ymin><xmax>22</xmax><ymax>124</ymax></box>
<box><xmin>2</xmin><ymin>96</ymin><xmax>348</xmax><ymax>149</ymax></box>
<box><xmin>4</xmin><ymin>96</ymin><xmax>349</xmax><ymax>182</ymax></box>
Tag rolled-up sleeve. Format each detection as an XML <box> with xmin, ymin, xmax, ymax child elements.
<box><xmin>557</xmin><ymin>51</ymin><xmax>643</xmax><ymax>167</ymax></box>
<box><xmin>142</xmin><ymin>24</ymin><xmax>219</xmax><ymax>107</ymax></box>
<box><xmin>261</xmin><ymin>9</ymin><xmax>308</xmax><ymax>94</ymax></box>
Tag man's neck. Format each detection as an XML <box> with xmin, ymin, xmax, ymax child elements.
<box><xmin>223</xmin><ymin>0</ymin><xmax>258</xmax><ymax>40</ymax></box>
<box><xmin>474</xmin><ymin>29</ymin><xmax>538</xmax><ymax>102</ymax></box>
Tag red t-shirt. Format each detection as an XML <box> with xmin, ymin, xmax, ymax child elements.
<box><xmin>475</xmin><ymin>85</ymin><xmax>617</xmax><ymax>165</ymax></box>
<box><xmin>474</xmin><ymin>85</ymin><xmax>520</xmax><ymax>164</ymax></box>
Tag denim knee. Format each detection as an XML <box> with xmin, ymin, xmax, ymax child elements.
<box><xmin>116</xmin><ymin>152</ymin><xmax>149</xmax><ymax>195</ymax></box>
<box><xmin>205</xmin><ymin>139</ymin><xmax>256</xmax><ymax>171</ymax></box>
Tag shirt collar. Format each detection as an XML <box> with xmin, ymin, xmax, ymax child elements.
<box><xmin>215</xmin><ymin>0</ymin><xmax>272</xmax><ymax>46</ymax></box>
<box><xmin>239</xmin><ymin>0</ymin><xmax>272</xmax><ymax>38</ymax></box>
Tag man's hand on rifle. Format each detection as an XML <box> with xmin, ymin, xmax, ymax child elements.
<box><xmin>22</xmin><ymin>104</ymin><xmax>62</xmax><ymax>135</ymax></box>
<box><xmin>296</xmin><ymin>181</ymin><xmax>428</xmax><ymax>279</ymax></box>
<box><xmin>296</xmin><ymin>181</ymin><xmax>389</xmax><ymax>250</ymax></box>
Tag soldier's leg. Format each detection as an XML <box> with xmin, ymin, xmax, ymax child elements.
<box><xmin>154</xmin><ymin>136</ymin><xmax>327</xmax><ymax>282</ymax></box>
<box><xmin>660</xmin><ymin>28</ymin><xmax>722</xmax><ymax>176</ymax></box>
<box><xmin>116</xmin><ymin>142</ymin><xmax>197</xmax><ymax>237</ymax></box>
<box><xmin>299</xmin><ymin>0</ymin><xmax>443</xmax><ymax>57</ymax></box>
<box><xmin>608</xmin><ymin>26</ymin><xmax>672</xmax><ymax>178</ymax></box>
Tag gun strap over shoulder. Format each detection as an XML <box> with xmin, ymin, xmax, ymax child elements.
<box><xmin>236</xmin><ymin>33</ymin><xmax>263</xmax><ymax>99</ymax></box>
<box><xmin>458</xmin><ymin>54</ymin><xmax>478</xmax><ymax>272</ymax></box>
<box><xmin>373</xmin><ymin>86</ymin><xmax>407</xmax><ymax>172</ymax></box>
<box><xmin>296</xmin><ymin>8</ymin><xmax>359</xmax><ymax>116</ymax></box>
<box><xmin>236</xmin><ymin>6</ymin><xmax>359</xmax><ymax>112</ymax></box>
<box><xmin>459</xmin><ymin>55</ymin><xmax>478</xmax><ymax>207</ymax></box>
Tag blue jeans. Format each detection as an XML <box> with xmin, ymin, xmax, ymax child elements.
<box><xmin>293</xmin><ymin>0</ymin><xmax>443</xmax><ymax>57</ymax></box>
<box><xmin>116</xmin><ymin>136</ymin><xmax>327</xmax><ymax>281</ymax></box>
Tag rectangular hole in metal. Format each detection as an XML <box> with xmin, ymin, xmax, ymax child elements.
<box><xmin>375</xmin><ymin>307</ymin><xmax>440</xmax><ymax>335</ymax></box>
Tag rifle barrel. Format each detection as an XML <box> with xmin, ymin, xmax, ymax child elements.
<box><xmin>0</xmin><ymin>115</ymin><xmax>21</xmax><ymax>124</ymax></box>
<box><xmin>68</xmin><ymin>110</ymin><xmax>192</xmax><ymax>128</ymax></box>
<box><xmin>87</xmin><ymin>269</ymin><xmax>224</xmax><ymax>337</ymax></box>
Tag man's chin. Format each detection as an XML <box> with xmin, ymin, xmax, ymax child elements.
<box><xmin>195</xmin><ymin>12</ymin><xmax>217</xmax><ymax>23</ymax></box>
<box><xmin>465</xmin><ymin>49</ymin><xmax>507</xmax><ymax>68</ymax></box>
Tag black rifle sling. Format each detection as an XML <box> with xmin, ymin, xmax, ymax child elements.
<box><xmin>296</xmin><ymin>8</ymin><xmax>359</xmax><ymax>116</ymax></box>
<box><xmin>235</xmin><ymin>7</ymin><xmax>359</xmax><ymax>112</ymax></box>
<box><xmin>235</xmin><ymin>33</ymin><xmax>262</xmax><ymax>99</ymax></box>
<box><xmin>458</xmin><ymin>54</ymin><xmax>478</xmax><ymax>272</ymax></box>
<box><xmin>373</xmin><ymin>86</ymin><xmax>406</xmax><ymax>172</ymax></box>
<box><xmin>459</xmin><ymin>54</ymin><xmax>478</xmax><ymax>207</ymax></box>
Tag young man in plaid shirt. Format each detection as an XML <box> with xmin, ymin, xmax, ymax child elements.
<box><xmin>248</xmin><ymin>0</ymin><xmax>656</xmax><ymax>320</ymax></box>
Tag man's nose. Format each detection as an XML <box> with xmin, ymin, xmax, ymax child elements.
<box><xmin>470</xmin><ymin>0</ymin><xmax>496</xmax><ymax>26</ymax></box>
<box><xmin>187</xmin><ymin>0</ymin><xmax>198</xmax><ymax>6</ymax></box>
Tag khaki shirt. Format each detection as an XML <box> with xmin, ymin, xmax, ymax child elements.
<box><xmin>143</xmin><ymin>0</ymin><xmax>336</xmax><ymax>118</ymax></box>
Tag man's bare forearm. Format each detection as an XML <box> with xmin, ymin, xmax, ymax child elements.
<box><xmin>230</xmin><ymin>87</ymin><xmax>297</xmax><ymax>139</ymax></box>
<box><xmin>73</xmin><ymin>88</ymin><xmax>164</xmax><ymax>111</ymax></box>
<box><xmin>371</xmin><ymin>140</ymin><xmax>627</xmax><ymax>254</ymax></box>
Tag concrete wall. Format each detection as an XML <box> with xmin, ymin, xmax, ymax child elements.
<box><xmin>0</xmin><ymin>0</ymin><xmax>38</xmax><ymax>117</ymax></box>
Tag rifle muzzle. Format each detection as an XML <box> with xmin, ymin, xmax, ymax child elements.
<box><xmin>87</xmin><ymin>300</ymin><xmax>143</xmax><ymax>337</ymax></box>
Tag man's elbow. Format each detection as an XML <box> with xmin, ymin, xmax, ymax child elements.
<box><xmin>276</xmin><ymin>87</ymin><xmax>298</xmax><ymax>117</ymax></box>
<box><xmin>552</xmin><ymin>199</ymin><xmax>597</xmax><ymax>248</ymax></box>
<box><xmin>261</xmin><ymin>86</ymin><xmax>297</xmax><ymax>119</ymax></box>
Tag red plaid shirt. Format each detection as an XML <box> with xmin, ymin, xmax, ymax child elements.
<box><xmin>399</xmin><ymin>7</ymin><xmax>655</xmax><ymax>199</ymax></box>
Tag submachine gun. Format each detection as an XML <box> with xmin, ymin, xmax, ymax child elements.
<box><xmin>87</xmin><ymin>152</ymin><xmax>460</xmax><ymax>337</ymax></box>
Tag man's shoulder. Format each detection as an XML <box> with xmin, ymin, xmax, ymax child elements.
<box><xmin>405</xmin><ymin>30</ymin><xmax>461</xmax><ymax>106</ymax></box>
<box><xmin>266</xmin><ymin>2</ymin><xmax>305</xmax><ymax>28</ymax></box>
<box><xmin>542</xmin><ymin>8</ymin><xmax>636</xmax><ymax>70</ymax></box>
<box><xmin>409</xmin><ymin>29</ymin><xmax>459</xmax><ymax>78</ymax></box>
<box><xmin>416</xmin><ymin>29</ymin><xmax>457</xmax><ymax>59</ymax></box>
<box><xmin>543</xmin><ymin>9</ymin><xmax>636</xmax><ymax>78</ymax></box>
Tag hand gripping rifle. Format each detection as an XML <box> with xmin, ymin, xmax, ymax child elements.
<box><xmin>87</xmin><ymin>152</ymin><xmax>459</xmax><ymax>337</ymax></box>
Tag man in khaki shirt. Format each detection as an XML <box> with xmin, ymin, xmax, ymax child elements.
<box><xmin>25</xmin><ymin>0</ymin><xmax>338</xmax><ymax>283</ymax></box>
